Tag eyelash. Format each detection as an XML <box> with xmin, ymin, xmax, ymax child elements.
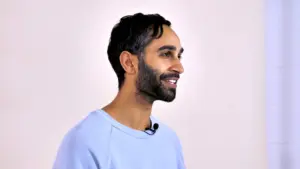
<box><xmin>161</xmin><ymin>51</ymin><xmax>172</xmax><ymax>57</ymax></box>
<box><xmin>161</xmin><ymin>51</ymin><xmax>182</xmax><ymax>59</ymax></box>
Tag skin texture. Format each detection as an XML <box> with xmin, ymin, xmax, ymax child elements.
<box><xmin>103</xmin><ymin>25</ymin><xmax>184</xmax><ymax>131</ymax></box>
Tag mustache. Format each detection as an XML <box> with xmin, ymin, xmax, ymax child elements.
<box><xmin>160</xmin><ymin>73</ymin><xmax>180</xmax><ymax>80</ymax></box>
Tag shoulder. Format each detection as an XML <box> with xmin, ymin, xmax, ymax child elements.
<box><xmin>63</xmin><ymin>110</ymin><xmax>112</xmax><ymax>146</ymax></box>
<box><xmin>53</xmin><ymin>110</ymin><xmax>112</xmax><ymax>169</ymax></box>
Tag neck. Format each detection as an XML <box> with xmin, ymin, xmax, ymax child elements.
<box><xmin>102</xmin><ymin>85</ymin><xmax>154</xmax><ymax>131</ymax></box>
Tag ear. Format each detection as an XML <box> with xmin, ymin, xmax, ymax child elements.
<box><xmin>119</xmin><ymin>51</ymin><xmax>138</xmax><ymax>74</ymax></box>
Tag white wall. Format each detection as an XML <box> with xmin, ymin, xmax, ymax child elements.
<box><xmin>0</xmin><ymin>0</ymin><xmax>267</xmax><ymax>169</ymax></box>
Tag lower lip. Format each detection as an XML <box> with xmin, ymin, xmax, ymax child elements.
<box><xmin>162</xmin><ymin>80</ymin><xmax>177</xmax><ymax>88</ymax></box>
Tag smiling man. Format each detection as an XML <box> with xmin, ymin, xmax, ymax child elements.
<box><xmin>53</xmin><ymin>13</ymin><xmax>186</xmax><ymax>169</ymax></box>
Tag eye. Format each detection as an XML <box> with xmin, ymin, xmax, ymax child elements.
<box><xmin>178</xmin><ymin>54</ymin><xmax>182</xmax><ymax>60</ymax></box>
<box><xmin>160</xmin><ymin>51</ymin><xmax>172</xmax><ymax>57</ymax></box>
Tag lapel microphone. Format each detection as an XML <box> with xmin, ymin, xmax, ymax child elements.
<box><xmin>144</xmin><ymin>119</ymin><xmax>159</xmax><ymax>135</ymax></box>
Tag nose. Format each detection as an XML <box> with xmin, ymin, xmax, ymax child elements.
<box><xmin>170</xmin><ymin>60</ymin><xmax>184</xmax><ymax>74</ymax></box>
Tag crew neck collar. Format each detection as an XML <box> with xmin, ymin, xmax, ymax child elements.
<box><xmin>96</xmin><ymin>109</ymin><xmax>159</xmax><ymax>139</ymax></box>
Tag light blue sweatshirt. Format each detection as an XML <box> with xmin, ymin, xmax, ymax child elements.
<box><xmin>52</xmin><ymin>109</ymin><xmax>186</xmax><ymax>169</ymax></box>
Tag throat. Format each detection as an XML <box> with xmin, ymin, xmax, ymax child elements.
<box><xmin>102</xmin><ymin>97</ymin><xmax>153</xmax><ymax>131</ymax></box>
<box><xmin>136</xmin><ymin>90</ymin><xmax>157</xmax><ymax>104</ymax></box>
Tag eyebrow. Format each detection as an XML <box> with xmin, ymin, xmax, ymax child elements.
<box><xmin>157</xmin><ymin>45</ymin><xmax>184</xmax><ymax>54</ymax></box>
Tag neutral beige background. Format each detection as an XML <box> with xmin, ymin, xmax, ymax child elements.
<box><xmin>0</xmin><ymin>0</ymin><xmax>267</xmax><ymax>168</ymax></box>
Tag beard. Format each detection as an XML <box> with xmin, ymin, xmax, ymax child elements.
<box><xmin>136</xmin><ymin>57</ymin><xmax>179</xmax><ymax>103</ymax></box>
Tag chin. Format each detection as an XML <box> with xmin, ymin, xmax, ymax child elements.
<box><xmin>158</xmin><ymin>92</ymin><xmax>176</xmax><ymax>102</ymax></box>
<box><xmin>139</xmin><ymin>86</ymin><xmax>177</xmax><ymax>103</ymax></box>
<box><xmin>161</xmin><ymin>98</ymin><xmax>176</xmax><ymax>102</ymax></box>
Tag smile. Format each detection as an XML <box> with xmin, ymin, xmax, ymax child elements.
<box><xmin>162</xmin><ymin>78</ymin><xmax>179</xmax><ymax>88</ymax></box>
<box><xmin>166</xmin><ymin>79</ymin><xmax>177</xmax><ymax>84</ymax></box>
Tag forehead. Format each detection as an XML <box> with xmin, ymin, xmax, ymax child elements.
<box><xmin>146</xmin><ymin>25</ymin><xmax>182</xmax><ymax>52</ymax></box>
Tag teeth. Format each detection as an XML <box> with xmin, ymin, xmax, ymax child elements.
<box><xmin>168</xmin><ymin>80</ymin><xmax>176</xmax><ymax>84</ymax></box>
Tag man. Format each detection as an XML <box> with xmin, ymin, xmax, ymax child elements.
<box><xmin>53</xmin><ymin>13</ymin><xmax>186</xmax><ymax>169</ymax></box>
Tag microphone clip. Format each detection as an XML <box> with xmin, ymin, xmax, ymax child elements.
<box><xmin>144</xmin><ymin>120</ymin><xmax>159</xmax><ymax>135</ymax></box>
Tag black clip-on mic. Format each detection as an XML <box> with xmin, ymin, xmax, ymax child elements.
<box><xmin>144</xmin><ymin>119</ymin><xmax>159</xmax><ymax>135</ymax></box>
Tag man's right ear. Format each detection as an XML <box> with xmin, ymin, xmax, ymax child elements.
<box><xmin>119</xmin><ymin>51</ymin><xmax>137</xmax><ymax>74</ymax></box>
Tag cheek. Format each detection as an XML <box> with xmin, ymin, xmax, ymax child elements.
<box><xmin>147</xmin><ymin>60</ymin><xmax>170</xmax><ymax>74</ymax></box>
<box><xmin>144</xmin><ymin>51</ymin><xmax>172</xmax><ymax>70</ymax></box>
